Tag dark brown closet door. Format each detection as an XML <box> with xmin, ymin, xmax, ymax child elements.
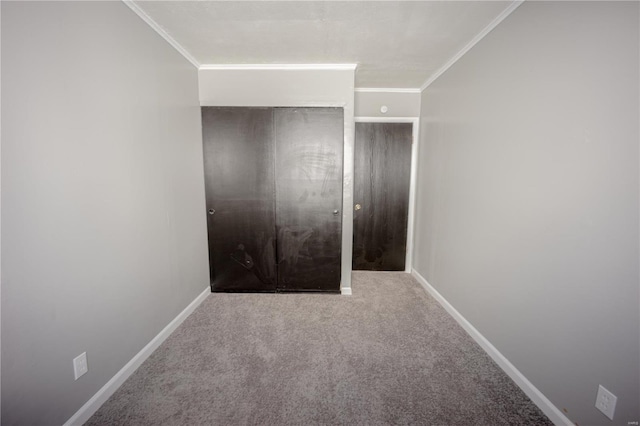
<box><xmin>275</xmin><ymin>108</ymin><xmax>343</xmax><ymax>292</ymax></box>
<box><xmin>202</xmin><ymin>107</ymin><xmax>277</xmax><ymax>292</ymax></box>
<box><xmin>353</xmin><ymin>122</ymin><xmax>412</xmax><ymax>271</ymax></box>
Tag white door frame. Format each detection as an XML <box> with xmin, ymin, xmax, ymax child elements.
<box><xmin>354</xmin><ymin>117</ymin><xmax>420</xmax><ymax>272</ymax></box>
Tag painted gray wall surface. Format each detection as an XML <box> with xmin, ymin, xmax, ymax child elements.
<box><xmin>354</xmin><ymin>91</ymin><xmax>421</xmax><ymax>118</ymax></box>
<box><xmin>415</xmin><ymin>2</ymin><xmax>639</xmax><ymax>425</ymax></box>
<box><xmin>1</xmin><ymin>2</ymin><xmax>209</xmax><ymax>424</ymax></box>
<box><xmin>199</xmin><ymin>68</ymin><xmax>355</xmax><ymax>107</ymax></box>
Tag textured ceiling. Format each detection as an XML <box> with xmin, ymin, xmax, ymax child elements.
<box><xmin>133</xmin><ymin>1</ymin><xmax>515</xmax><ymax>88</ymax></box>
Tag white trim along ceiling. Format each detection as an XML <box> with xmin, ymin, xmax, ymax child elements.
<box><xmin>123</xmin><ymin>0</ymin><xmax>524</xmax><ymax>91</ymax></box>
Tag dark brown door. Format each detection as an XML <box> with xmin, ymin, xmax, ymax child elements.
<box><xmin>353</xmin><ymin>122</ymin><xmax>412</xmax><ymax>271</ymax></box>
<box><xmin>275</xmin><ymin>108</ymin><xmax>344</xmax><ymax>292</ymax></box>
<box><xmin>202</xmin><ymin>107</ymin><xmax>277</xmax><ymax>292</ymax></box>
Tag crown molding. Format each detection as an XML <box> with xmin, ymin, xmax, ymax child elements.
<box><xmin>199</xmin><ymin>64</ymin><xmax>358</xmax><ymax>71</ymax></box>
<box><xmin>420</xmin><ymin>0</ymin><xmax>524</xmax><ymax>92</ymax></box>
<box><xmin>122</xmin><ymin>0</ymin><xmax>200</xmax><ymax>68</ymax></box>
<box><xmin>355</xmin><ymin>88</ymin><xmax>421</xmax><ymax>94</ymax></box>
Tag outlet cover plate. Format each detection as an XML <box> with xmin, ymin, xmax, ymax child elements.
<box><xmin>595</xmin><ymin>385</ymin><xmax>617</xmax><ymax>420</ymax></box>
<box><xmin>73</xmin><ymin>352</ymin><xmax>88</xmax><ymax>380</ymax></box>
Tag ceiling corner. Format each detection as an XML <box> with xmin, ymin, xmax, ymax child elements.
<box><xmin>122</xmin><ymin>0</ymin><xmax>200</xmax><ymax>68</ymax></box>
<box><xmin>419</xmin><ymin>0</ymin><xmax>525</xmax><ymax>92</ymax></box>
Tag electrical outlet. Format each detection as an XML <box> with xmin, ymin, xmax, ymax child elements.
<box><xmin>73</xmin><ymin>352</ymin><xmax>88</xmax><ymax>380</ymax></box>
<box><xmin>595</xmin><ymin>385</ymin><xmax>617</xmax><ymax>420</ymax></box>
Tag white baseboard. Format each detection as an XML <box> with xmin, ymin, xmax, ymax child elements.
<box><xmin>341</xmin><ymin>287</ymin><xmax>352</xmax><ymax>296</ymax></box>
<box><xmin>410</xmin><ymin>269</ymin><xmax>572</xmax><ymax>426</ymax></box>
<box><xmin>63</xmin><ymin>286</ymin><xmax>211</xmax><ymax>426</ymax></box>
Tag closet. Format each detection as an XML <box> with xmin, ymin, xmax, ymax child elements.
<box><xmin>202</xmin><ymin>107</ymin><xmax>344</xmax><ymax>293</ymax></box>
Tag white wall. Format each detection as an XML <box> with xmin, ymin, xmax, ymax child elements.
<box><xmin>415</xmin><ymin>2</ymin><xmax>639</xmax><ymax>425</ymax></box>
<box><xmin>1</xmin><ymin>2</ymin><xmax>209</xmax><ymax>424</ymax></box>
<box><xmin>354</xmin><ymin>90</ymin><xmax>421</xmax><ymax>118</ymax></box>
<box><xmin>199</xmin><ymin>66</ymin><xmax>356</xmax><ymax>293</ymax></box>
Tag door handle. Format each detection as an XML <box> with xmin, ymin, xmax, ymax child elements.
<box><xmin>208</xmin><ymin>208</ymin><xmax>215</xmax><ymax>215</ymax></box>
<box><xmin>333</xmin><ymin>209</ymin><xmax>340</xmax><ymax>215</ymax></box>
<box><xmin>354</xmin><ymin>204</ymin><xmax>361</xmax><ymax>211</ymax></box>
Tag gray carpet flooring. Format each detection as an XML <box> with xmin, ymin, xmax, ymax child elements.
<box><xmin>87</xmin><ymin>272</ymin><xmax>552</xmax><ymax>425</ymax></box>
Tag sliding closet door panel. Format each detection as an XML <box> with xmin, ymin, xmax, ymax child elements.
<box><xmin>275</xmin><ymin>108</ymin><xmax>343</xmax><ymax>292</ymax></box>
<box><xmin>353</xmin><ymin>122</ymin><xmax>412</xmax><ymax>271</ymax></box>
<box><xmin>202</xmin><ymin>107</ymin><xmax>277</xmax><ymax>292</ymax></box>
